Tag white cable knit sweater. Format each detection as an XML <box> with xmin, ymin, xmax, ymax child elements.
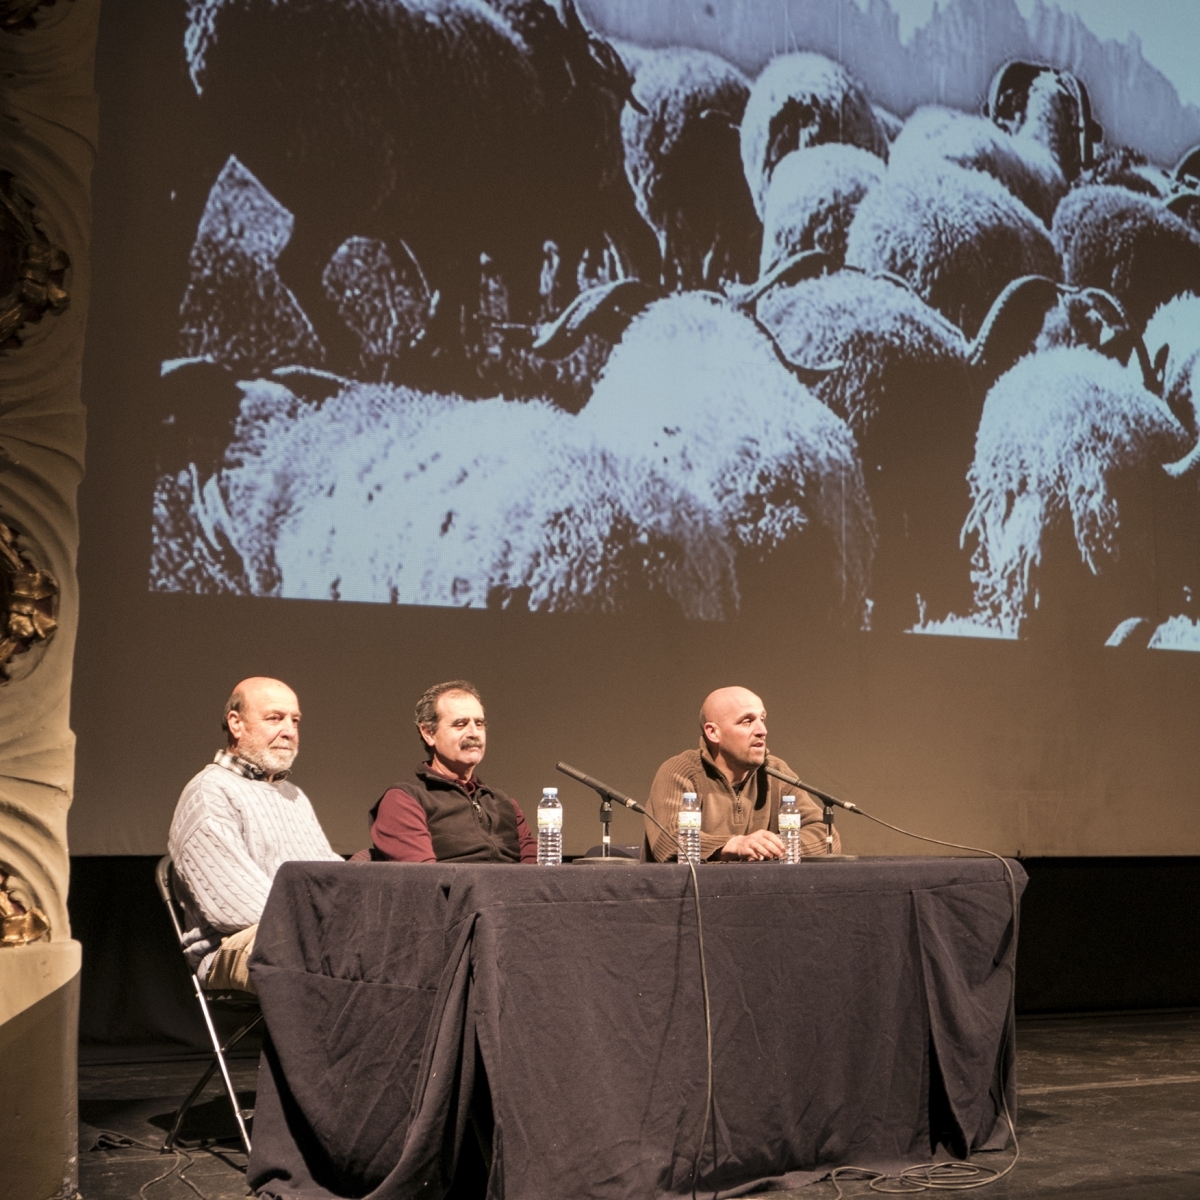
<box><xmin>168</xmin><ymin>757</ymin><xmax>342</xmax><ymax>938</ymax></box>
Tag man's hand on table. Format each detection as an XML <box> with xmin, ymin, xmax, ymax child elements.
<box><xmin>717</xmin><ymin>829</ymin><xmax>786</xmax><ymax>861</ymax></box>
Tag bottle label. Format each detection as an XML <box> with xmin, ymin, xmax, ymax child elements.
<box><xmin>538</xmin><ymin>808</ymin><xmax>563</xmax><ymax>829</ymax></box>
<box><xmin>678</xmin><ymin>810</ymin><xmax>702</xmax><ymax>830</ymax></box>
<box><xmin>779</xmin><ymin>813</ymin><xmax>801</xmax><ymax>831</ymax></box>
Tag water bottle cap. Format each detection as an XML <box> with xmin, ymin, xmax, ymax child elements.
<box><xmin>683</xmin><ymin>792</ymin><xmax>698</xmax><ymax>801</ymax></box>
<box><xmin>782</xmin><ymin>794</ymin><xmax>796</xmax><ymax>804</ymax></box>
<box><xmin>542</xmin><ymin>787</ymin><xmax>558</xmax><ymax>799</ymax></box>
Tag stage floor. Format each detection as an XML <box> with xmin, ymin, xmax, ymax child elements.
<box><xmin>77</xmin><ymin>1010</ymin><xmax>1200</xmax><ymax>1199</ymax></box>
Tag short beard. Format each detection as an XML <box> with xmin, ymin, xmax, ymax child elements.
<box><xmin>241</xmin><ymin>743</ymin><xmax>297</xmax><ymax>777</ymax></box>
<box><xmin>731</xmin><ymin>746</ymin><xmax>766</xmax><ymax>776</ymax></box>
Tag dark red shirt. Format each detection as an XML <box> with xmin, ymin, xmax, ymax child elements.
<box><xmin>370</xmin><ymin>766</ymin><xmax>537</xmax><ymax>863</ymax></box>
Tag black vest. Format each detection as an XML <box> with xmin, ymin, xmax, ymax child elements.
<box><xmin>371</xmin><ymin>764</ymin><xmax>522</xmax><ymax>863</ymax></box>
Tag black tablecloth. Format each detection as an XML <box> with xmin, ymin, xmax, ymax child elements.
<box><xmin>247</xmin><ymin>857</ymin><xmax>1025</xmax><ymax>1199</ymax></box>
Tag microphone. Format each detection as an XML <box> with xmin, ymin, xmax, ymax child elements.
<box><xmin>764</xmin><ymin>763</ymin><xmax>858</xmax><ymax>812</ymax></box>
<box><xmin>556</xmin><ymin>762</ymin><xmax>647</xmax><ymax>814</ymax></box>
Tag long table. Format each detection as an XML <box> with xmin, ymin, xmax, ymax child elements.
<box><xmin>247</xmin><ymin>857</ymin><xmax>1025</xmax><ymax>1199</ymax></box>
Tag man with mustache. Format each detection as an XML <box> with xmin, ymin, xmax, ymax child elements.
<box><xmin>369</xmin><ymin>680</ymin><xmax>536</xmax><ymax>863</ymax></box>
<box><xmin>168</xmin><ymin>677</ymin><xmax>342</xmax><ymax>993</ymax></box>
<box><xmin>643</xmin><ymin>685</ymin><xmax>838</xmax><ymax>862</ymax></box>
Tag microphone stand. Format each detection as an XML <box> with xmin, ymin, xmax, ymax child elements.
<box><xmin>598</xmin><ymin>792</ymin><xmax>614</xmax><ymax>858</ymax></box>
<box><xmin>764</xmin><ymin>762</ymin><xmax>857</xmax><ymax>860</ymax></box>
<box><xmin>556</xmin><ymin>762</ymin><xmax>640</xmax><ymax>865</ymax></box>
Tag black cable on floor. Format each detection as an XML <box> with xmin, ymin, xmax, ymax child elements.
<box><xmin>684</xmin><ymin>856</ymin><xmax>717</xmax><ymax>1200</ymax></box>
<box><xmin>634</xmin><ymin>785</ymin><xmax>1020</xmax><ymax>1198</ymax></box>
<box><xmin>82</xmin><ymin>1124</ymin><xmax>219</xmax><ymax>1200</ymax></box>
<box><xmin>815</xmin><ymin>803</ymin><xmax>1022</xmax><ymax>1196</ymax></box>
<box><xmin>641</xmin><ymin>806</ymin><xmax>719</xmax><ymax>1199</ymax></box>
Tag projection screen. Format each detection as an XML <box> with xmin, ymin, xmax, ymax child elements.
<box><xmin>70</xmin><ymin>0</ymin><xmax>1200</xmax><ymax>857</ymax></box>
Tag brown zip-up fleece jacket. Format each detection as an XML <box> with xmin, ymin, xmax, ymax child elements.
<box><xmin>643</xmin><ymin>740</ymin><xmax>839</xmax><ymax>862</ymax></box>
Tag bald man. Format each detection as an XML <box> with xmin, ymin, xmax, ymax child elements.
<box><xmin>643</xmin><ymin>686</ymin><xmax>839</xmax><ymax>862</ymax></box>
<box><xmin>168</xmin><ymin>677</ymin><xmax>342</xmax><ymax>992</ymax></box>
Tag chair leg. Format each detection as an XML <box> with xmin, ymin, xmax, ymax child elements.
<box><xmin>163</xmin><ymin>1058</ymin><xmax>219</xmax><ymax>1152</ymax></box>
<box><xmin>163</xmin><ymin>1008</ymin><xmax>263</xmax><ymax>1153</ymax></box>
<box><xmin>192</xmin><ymin>979</ymin><xmax>256</xmax><ymax>1156</ymax></box>
<box><xmin>223</xmin><ymin>1011</ymin><xmax>264</xmax><ymax>1055</ymax></box>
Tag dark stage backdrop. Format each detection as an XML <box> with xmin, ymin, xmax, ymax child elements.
<box><xmin>72</xmin><ymin>0</ymin><xmax>1200</xmax><ymax>857</ymax></box>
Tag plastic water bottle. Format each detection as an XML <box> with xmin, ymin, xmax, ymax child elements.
<box><xmin>677</xmin><ymin>792</ymin><xmax>702</xmax><ymax>863</ymax></box>
<box><xmin>537</xmin><ymin>787</ymin><xmax>562</xmax><ymax>865</ymax></box>
<box><xmin>780</xmin><ymin>795</ymin><xmax>802</xmax><ymax>863</ymax></box>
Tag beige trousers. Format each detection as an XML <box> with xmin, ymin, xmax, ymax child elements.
<box><xmin>205</xmin><ymin>923</ymin><xmax>258</xmax><ymax>994</ymax></box>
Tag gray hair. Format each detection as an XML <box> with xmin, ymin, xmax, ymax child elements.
<box><xmin>415</xmin><ymin>680</ymin><xmax>483</xmax><ymax>754</ymax></box>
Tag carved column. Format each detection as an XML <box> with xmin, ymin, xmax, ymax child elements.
<box><xmin>0</xmin><ymin>1</ymin><xmax>97</xmax><ymax>1197</ymax></box>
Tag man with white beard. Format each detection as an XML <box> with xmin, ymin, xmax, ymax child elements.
<box><xmin>168</xmin><ymin>677</ymin><xmax>342</xmax><ymax>993</ymax></box>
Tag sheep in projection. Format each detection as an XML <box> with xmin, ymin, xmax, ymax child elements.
<box><xmin>1053</xmin><ymin>186</ymin><xmax>1200</xmax><ymax>331</ymax></box>
<box><xmin>886</xmin><ymin>106</ymin><xmax>1066</xmax><ymax>227</ymax></box>
<box><xmin>1166</xmin><ymin>148</ymin><xmax>1200</xmax><ymax>235</ymax></box>
<box><xmin>1144</xmin><ymin>293</ymin><xmax>1200</xmax><ymax>438</ymax></box>
<box><xmin>1079</xmin><ymin>145</ymin><xmax>1174</xmax><ymax>200</ymax></box>
<box><xmin>963</xmin><ymin>347</ymin><xmax>1200</xmax><ymax>644</ymax></box>
<box><xmin>756</xmin><ymin>266</ymin><xmax>1067</xmax><ymax>629</ymax></box>
<box><xmin>1178</xmin><ymin>145</ymin><xmax>1200</xmax><ymax>188</ymax></box>
<box><xmin>536</xmin><ymin>280</ymin><xmax>877</xmax><ymax>627</ymax></box>
<box><xmin>152</xmin><ymin>356</ymin><xmax>373</xmax><ymax>596</ymax></box>
<box><xmin>845</xmin><ymin>161</ymin><xmax>1061</xmax><ymax>338</ymax></box>
<box><xmin>182</xmin><ymin>0</ymin><xmax>658</xmax><ymax>376</ymax></box>
<box><xmin>740</xmin><ymin>53</ymin><xmax>889</xmax><ymax>220</ymax></box>
<box><xmin>1067</xmin><ymin>130</ymin><xmax>1200</xmax><ymax>222</ymax></box>
<box><xmin>759</xmin><ymin>144</ymin><xmax>884</xmax><ymax>273</ymax></box>
<box><xmin>617</xmin><ymin>43</ymin><xmax>760</xmax><ymax>290</ymax></box>
<box><xmin>152</xmin><ymin>372</ymin><xmax>319</xmax><ymax>595</ymax></box>
<box><xmin>320</xmin><ymin>237</ymin><xmax>437</xmax><ymax>382</ymax></box>
<box><xmin>983</xmin><ymin>61</ymin><xmax>1103</xmax><ymax>186</ymax></box>
<box><xmin>176</xmin><ymin>155</ymin><xmax>326</xmax><ymax>378</ymax></box>
<box><xmin>873</xmin><ymin>104</ymin><xmax>904</xmax><ymax>145</ymax></box>
<box><xmin>191</xmin><ymin>381</ymin><xmax>740</xmax><ymax>616</ymax></box>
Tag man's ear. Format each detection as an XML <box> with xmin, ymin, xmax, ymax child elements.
<box><xmin>419</xmin><ymin>724</ymin><xmax>436</xmax><ymax>748</ymax></box>
<box><xmin>702</xmin><ymin>721</ymin><xmax>720</xmax><ymax>747</ymax></box>
<box><xmin>226</xmin><ymin>709</ymin><xmax>246</xmax><ymax>747</ymax></box>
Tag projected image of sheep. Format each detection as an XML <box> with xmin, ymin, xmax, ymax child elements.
<box><xmin>150</xmin><ymin>0</ymin><xmax>1200</xmax><ymax>648</ymax></box>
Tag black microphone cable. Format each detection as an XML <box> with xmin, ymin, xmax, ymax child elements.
<box><xmin>561</xmin><ymin>760</ymin><xmax>1020</xmax><ymax>1196</ymax></box>
<box><xmin>639</xmin><ymin>805</ymin><xmax>717</xmax><ymax>1200</ymax></box>
<box><xmin>764</xmin><ymin>765</ymin><xmax>1021</xmax><ymax>1196</ymax></box>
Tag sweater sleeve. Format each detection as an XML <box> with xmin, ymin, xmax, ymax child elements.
<box><xmin>371</xmin><ymin>788</ymin><xmax>437</xmax><ymax>863</ymax></box>
<box><xmin>510</xmin><ymin>798</ymin><xmax>538</xmax><ymax>863</ymax></box>
<box><xmin>645</xmin><ymin>759</ymin><xmax>683</xmax><ymax>861</ymax></box>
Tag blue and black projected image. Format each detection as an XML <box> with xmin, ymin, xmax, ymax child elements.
<box><xmin>151</xmin><ymin>0</ymin><xmax>1200</xmax><ymax>648</ymax></box>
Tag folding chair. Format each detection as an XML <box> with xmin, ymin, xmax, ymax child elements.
<box><xmin>154</xmin><ymin>855</ymin><xmax>262</xmax><ymax>1155</ymax></box>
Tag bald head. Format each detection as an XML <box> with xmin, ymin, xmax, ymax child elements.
<box><xmin>700</xmin><ymin>686</ymin><xmax>768</xmax><ymax>784</ymax></box>
<box><xmin>700</xmin><ymin>686</ymin><xmax>764</xmax><ymax>730</ymax></box>
<box><xmin>224</xmin><ymin>677</ymin><xmax>301</xmax><ymax>778</ymax></box>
